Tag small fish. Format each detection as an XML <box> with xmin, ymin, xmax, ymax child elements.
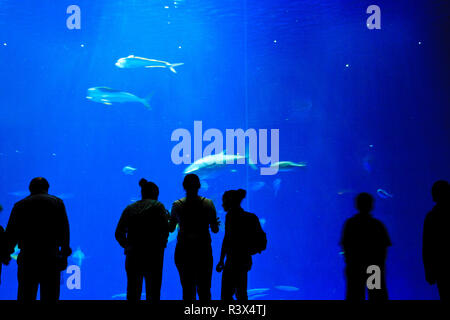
<box><xmin>70</xmin><ymin>247</ymin><xmax>86</xmax><ymax>266</ymax></box>
<box><xmin>274</xmin><ymin>285</ymin><xmax>300</xmax><ymax>292</ymax></box>
<box><xmin>86</xmin><ymin>87</ymin><xmax>151</xmax><ymax>109</ymax></box>
<box><xmin>377</xmin><ymin>189</ymin><xmax>393</xmax><ymax>199</ymax></box>
<box><xmin>112</xmin><ymin>292</ymin><xmax>146</xmax><ymax>299</ymax></box>
<box><xmin>363</xmin><ymin>158</ymin><xmax>372</xmax><ymax>173</ymax></box>
<box><xmin>122</xmin><ymin>166</ymin><xmax>137</xmax><ymax>175</ymax></box>
<box><xmin>273</xmin><ymin>178</ymin><xmax>281</xmax><ymax>196</ymax></box>
<box><xmin>200</xmin><ymin>180</ymin><xmax>209</xmax><ymax>191</ymax></box>
<box><xmin>249</xmin><ymin>181</ymin><xmax>265</xmax><ymax>191</ymax></box>
<box><xmin>249</xmin><ymin>294</ymin><xmax>268</xmax><ymax>300</ymax></box>
<box><xmin>115</xmin><ymin>55</ymin><xmax>184</xmax><ymax>73</ymax></box>
<box><xmin>56</xmin><ymin>193</ymin><xmax>75</xmax><ymax>200</ymax></box>
<box><xmin>248</xmin><ymin>288</ymin><xmax>270</xmax><ymax>295</ymax></box>
<box><xmin>270</xmin><ymin>161</ymin><xmax>307</xmax><ymax>172</ymax></box>
<box><xmin>8</xmin><ymin>191</ymin><xmax>29</xmax><ymax>197</ymax></box>
<box><xmin>337</xmin><ymin>189</ymin><xmax>354</xmax><ymax>196</ymax></box>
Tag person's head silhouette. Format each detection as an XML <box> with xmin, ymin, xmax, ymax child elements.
<box><xmin>139</xmin><ymin>178</ymin><xmax>159</xmax><ymax>200</ymax></box>
<box><xmin>355</xmin><ymin>192</ymin><xmax>374</xmax><ymax>214</ymax></box>
<box><xmin>431</xmin><ymin>180</ymin><xmax>449</xmax><ymax>205</ymax></box>
<box><xmin>29</xmin><ymin>177</ymin><xmax>49</xmax><ymax>195</ymax></box>
<box><xmin>222</xmin><ymin>189</ymin><xmax>246</xmax><ymax>212</ymax></box>
<box><xmin>183</xmin><ymin>174</ymin><xmax>201</xmax><ymax>197</ymax></box>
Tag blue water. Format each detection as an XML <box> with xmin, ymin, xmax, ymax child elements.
<box><xmin>0</xmin><ymin>0</ymin><xmax>449</xmax><ymax>300</ymax></box>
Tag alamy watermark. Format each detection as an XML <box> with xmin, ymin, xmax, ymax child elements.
<box><xmin>65</xmin><ymin>265</ymin><xmax>81</xmax><ymax>290</ymax></box>
<box><xmin>171</xmin><ymin>121</ymin><xmax>280</xmax><ymax>175</ymax></box>
<box><xmin>366</xmin><ymin>265</ymin><xmax>381</xmax><ymax>290</ymax></box>
<box><xmin>366</xmin><ymin>5</ymin><xmax>381</xmax><ymax>30</ymax></box>
<box><xmin>66</xmin><ymin>5</ymin><xmax>81</xmax><ymax>30</ymax></box>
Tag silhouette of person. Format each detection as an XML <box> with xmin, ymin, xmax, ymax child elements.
<box><xmin>216</xmin><ymin>189</ymin><xmax>264</xmax><ymax>301</ymax></box>
<box><xmin>340</xmin><ymin>192</ymin><xmax>391</xmax><ymax>301</ymax></box>
<box><xmin>169</xmin><ymin>174</ymin><xmax>220</xmax><ymax>301</ymax></box>
<box><xmin>5</xmin><ymin>177</ymin><xmax>72</xmax><ymax>301</ymax></box>
<box><xmin>423</xmin><ymin>180</ymin><xmax>450</xmax><ymax>300</ymax></box>
<box><xmin>115</xmin><ymin>178</ymin><xmax>169</xmax><ymax>301</ymax></box>
<box><xmin>0</xmin><ymin>204</ymin><xmax>11</xmax><ymax>284</ymax></box>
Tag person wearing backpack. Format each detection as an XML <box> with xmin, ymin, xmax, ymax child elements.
<box><xmin>169</xmin><ymin>174</ymin><xmax>220</xmax><ymax>301</ymax></box>
<box><xmin>115</xmin><ymin>178</ymin><xmax>170</xmax><ymax>301</ymax></box>
<box><xmin>216</xmin><ymin>189</ymin><xmax>266</xmax><ymax>301</ymax></box>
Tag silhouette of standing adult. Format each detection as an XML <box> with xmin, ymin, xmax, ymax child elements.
<box><xmin>115</xmin><ymin>179</ymin><xmax>169</xmax><ymax>301</ymax></box>
<box><xmin>216</xmin><ymin>189</ymin><xmax>266</xmax><ymax>301</ymax></box>
<box><xmin>169</xmin><ymin>174</ymin><xmax>220</xmax><ymax>301</ymax></box>
<box><xmin>423</xmin><ymin>180</ymin><xmax>450</xmax><ymax>300</ymax></box>
<box><xmin>0</xmin><ymin>204</ymin><xmax>11</xmax><ymax>284</ymax></box>
<box><xmin>340</xmin><ymin>192</ymin><xmax>391</xmax><ymax>301</ymax></box>
<box><xmin>5</xmin><ymin>177</ymin><xmax>72</xmax><ymax>301</ymax></box>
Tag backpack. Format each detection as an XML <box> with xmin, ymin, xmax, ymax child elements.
<box><xmin>247</xmin><ymin>214</ymin><xmax>267</xmax><ymax>255</ymax></box>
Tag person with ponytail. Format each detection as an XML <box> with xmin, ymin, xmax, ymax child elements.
<box><xmin>169</xmin><ymin>173</ymin><xmax>220</xmax><ymax>301</ymax></box>
<box><xmin>216</xmin><ymin>189</ymin><xmax>266</xmax><ymax>301</ymax></box>
<box><xmin>115</xmin><ymin>178</ymin><xmax>169</xmax><ymax>301</ymax></box>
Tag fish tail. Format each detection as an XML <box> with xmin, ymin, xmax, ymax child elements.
<box><xmin>169</xmin><ymin>63</ymin><xmax>184</xmax><ymax>73</ymax></box>
<box><xmin>141</xmin><ymin>93</ymin><xmax>154</xmax><ymax>110</ymax></box>
<box><xmin>142</xmin><ymin>98</ymin><xmax>151</xmax><ymax>109</ymax></box>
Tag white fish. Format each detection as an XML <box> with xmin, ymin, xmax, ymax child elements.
<box><xmin>56</xmin><ymin>193</ymin><xmax>75</xmax><ymax>200</ymax></box>
<box><xmin>184</xmin><ymin>150</ymin><xmax>256</xmax><ymax>179</ymax></box>
<box><xmin>86</xmin><ymin>87</ymin><xmax>151</xmax><ymax>109</ymax></box>
<box><xmin>122</xmin><ymin>166</ymin><xmax>137</xmax><ymax>175</ymax></box>
<box><xmin>377</xmin><ymin>189</ymin><xmax>393</xmax><ymax>199</ymax></box>
<box><xmin>248</xmin><ymin>288</ymin><xmax>270</xmax><ymax>295</ymax></box>
<box><xmin>249</xmin><ymin>181</ymin><xmax>265</xmax><ymax>191</ymax></box>
<box><xmin>112</xmin><ymin>293</ymin><xmax>147</xmax><ymax>299</ymax></box>
<box><xmin>200</xmin><ymin>180</ymin><xmax>209</xmax><ymax>191</ymax></box>
<box><xmin>270</xmin><ymin>161</ymin><xmax>307</xmax><ymax>172</ymax></box>
<box><xmin>8</xmin><ymin>191</ymin><xmax>29</xmax><ymax>197</ymax></box>
<box><xmin>115</xmin><ymin>55</ymin><xmax>184</xmax><ymax>73</ymax></box>
<box><xmin>111</xmin><ymin>293</ymin><xmax>127</xmax><ymax>299</ymax></box>
<box><xmin>274</xmin><ymin>285</ymin><xmax>300</xmax><ymax>292</ymax></box>
<box><xmin>249</xmin><ymin>294</ymin><xmax>269</xmax><ymax>300</ymax></box>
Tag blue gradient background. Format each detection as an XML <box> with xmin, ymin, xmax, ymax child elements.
<box><xmin>0</xmin><ymin>0</ymin><xmax>449</xmax><ymax>299</ymax></box>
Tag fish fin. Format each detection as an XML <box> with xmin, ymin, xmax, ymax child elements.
<box><xmin>141</xmin><ymin>92</ymin><xmax>154</xmax><ymax>110</ymax></box>
<box><xmin>103</xmin><ymin>102</ymin><xmax>112</xmax><ymax>106</ymax></box>
<box><xmin>169</xmin><ymin>63</ymin><xmax>184</xmax><ymax>73</ymax></box>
